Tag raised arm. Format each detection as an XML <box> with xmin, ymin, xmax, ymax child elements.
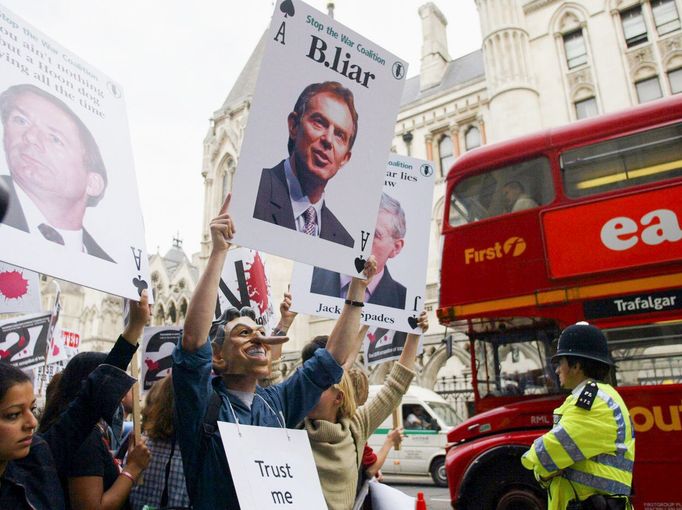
<box><xmin>182</xmin><ymin>194</ymin><xmax>234</xmax><ymax>352</ymax></box>
<box><xmin>343</xmin><ymin>324</ymin><xmax>369</xmax><ymax>371</ymax></box>
<box><xmin>326</xmin><ymin>257</ymin><xmax>377</xmax><ymax>366</ymax></box>
<box><xmin>270</xmin><ymin>291</ymin><xmax>297</xmax><ymax>361</ymax></box>
<box><xmin>365</xmin><ymin>428</ymin><xmax>403</xmax><ymax>479</ymax></box>
<box><xmin>398</xmin><ymin>311</ymin><xmax>428</xmax><ymax>370</ymax></box>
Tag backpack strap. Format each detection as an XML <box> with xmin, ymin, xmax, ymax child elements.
<box><xmin>187</xmin><ymin>389</ymin><xmax>222</xmax><ymax>503</ymax></box>
<box><xmin>203</xmin><ymin>390</ymin><xmax>223</xmax><ymax>437</ymax></box>
<box><xmin>160</xmin><ymin>437</ymin><xmax>176</xmax><ymax>508</ymax></box>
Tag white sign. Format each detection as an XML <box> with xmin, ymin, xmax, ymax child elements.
<box><xmin>34</xmin><ymin>327</ymin><xmax>80</xmax><ymax>392</ymax></box>
<box><xmin>291</xmin><ymin>154</ymin><xmax>435</xmax><ymax>333</ymax></box>
<box><xmin>218</xmin><ymin>421</ymin><xmax>327</xmax><ymax>509</ymax></box>
<box><xmin>363</xmin><ymin>327</ymin><xmax>423</xmax><ymax>367</ymax></box>
<box><xmin>0</xmin><ymin>262</ymin><xmax>41</xmax><ymax>314</ymax></box>
<box><xmin>140</xmin><ymin>326</ymin><xmax>181</xmax><ymax>392</ymax></box>
<box><xmin>368</xmin><ymin>479</ymin><xmax>415</xmax><ymax>510</ymax></box>
<box><xmin>0</xmin><ymin>5</ymin><xmax>151</xmax><ymax>301</ymax></box>
<box><xmin>230</xmin><ymin>0</ymin><xmax>408</xmax><ymax>277</ymax></box>
<box><xmin>218</xmin><ymin>248</ymin><xmax>276</xmax><ymax>333</ymax></box>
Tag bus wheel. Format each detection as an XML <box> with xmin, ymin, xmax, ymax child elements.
<box><xmin>496</xmin><ymin>488</ymin><xmax>545</xmax><ymax>510</ymax></box>
<box><xmin>430</xmin><ymin>457</ymin><xmax>447</xmax><ymax>487</ymax></box>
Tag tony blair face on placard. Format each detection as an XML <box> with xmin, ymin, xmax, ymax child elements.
<box><xmin>288</xmin><ymin>91</ymin><xmax>354</xmax><ymax>184</ymax></box>
<box><xmin>3</xmin><ymin>91</ymin><xmax>103</xmax><ymax>208</ymax></box>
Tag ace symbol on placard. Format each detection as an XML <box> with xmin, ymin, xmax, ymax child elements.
<box><xmin>129</xmin><ymin>247</ymin><xmax>148</xmax><ymax>297</ymax></box>
<box><xmin>275</xmin><ymin>0</ymin><xmax>296</xmax><ymax>46</ymax></box>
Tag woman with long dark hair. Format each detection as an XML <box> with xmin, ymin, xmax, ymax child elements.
<box><xmin>0</xmin><ymin>294</ymin><xmax>146</xmax><ymax>510</ymax></box>
<box><xmin>39</xmin><ymin>292</ymin><xmax>152</xmax><ymax>510</ymax></box>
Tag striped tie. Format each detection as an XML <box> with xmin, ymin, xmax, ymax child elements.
<box><xmin>303</xmin><ymin>206</ymin><xmax>317</xmax><ymax>236</ymax></box>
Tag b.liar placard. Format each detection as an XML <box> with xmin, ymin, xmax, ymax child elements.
<box><xmin>218</xmin><ymin>422</ymin><xmax>327</xmax><ymax>509</ymax></box>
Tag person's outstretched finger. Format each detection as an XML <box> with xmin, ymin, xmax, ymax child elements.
<box><xmin>219</xmin><ymin>192</ymin><xmax>232</xmax><ymax>215</ymax></box>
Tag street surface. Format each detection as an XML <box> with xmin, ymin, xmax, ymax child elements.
<box><xmin>383</xmin><ymin>475</ymin><xmax>451</xmax><ymax>510</ymax></box>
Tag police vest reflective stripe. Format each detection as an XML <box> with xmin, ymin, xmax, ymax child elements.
<box><xmin>522</xmin><ymin>382</ymin><xmax>635</xmax><ymax>498</ymax></box>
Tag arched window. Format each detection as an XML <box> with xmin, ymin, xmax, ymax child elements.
<box><xmin>465</xmin><ymin>127</ymin><xmax>481</xmax><ymax>151</ymax></box>
<box><xmin>438</xmin><ymin>135</ymin><xmax>455</xmax><ymax>177</ymax></box>
<box><xmin>221</xmin><ymin>157</ymin><xmax>235</xmax><ymax>202</ymax></box>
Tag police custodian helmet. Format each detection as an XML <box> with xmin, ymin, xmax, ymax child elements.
<box><xmin>552</xmin><ymin>322</ymin><xmax>614</xmax><ymax>366</ymax></box>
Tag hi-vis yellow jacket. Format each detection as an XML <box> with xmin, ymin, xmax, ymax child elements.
<box><xmin>521</xmin><ymin>381</ymin><xmax>635</xmax><ymax>510</ymax></box>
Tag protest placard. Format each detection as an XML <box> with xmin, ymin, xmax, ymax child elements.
<box><xmin>230</xmin><ymin>0</ymin><xmax>408</xmax><ymax>277</ymax></box>
<box><xmin>217</xmin><ymin>248</ymin><xmax>276</xmax><ymax>333</ymax></box>
<box><xmin>140</xmin><ymin>326</ymin><xmax>181</xmax><ymax>392</ymax></box>
<box><xmin>0</xmin><ymin>5</ymin><xmax>150</xmax><ymax>301</ymax></box>
<box><xmin>218</xmin><ymin>421</ymin><xmax>327</xmax><ymax>509</ymax></box>
<box><xmin>33</xmin><ymin>327</ymin><xmax>80</xmax><ymax>391</ymax></box>
<box><xmin>290</xmin><ymin>154</ymin><xmax>435</xmax><ymax>333</ymax></box>
<box><xmin>0</xmin><ymin>311</ymin><xmax>51</xmax><ymax>369</ymax></box>
<box><xmin>0</xmin><ymin>262</ymin><xmax>41</xmax><ymax>314</ymax></box>
<box><xmin>363</xmin><ymin>327</ymin><xmax>424</xmax><ymax>367</ymax></box>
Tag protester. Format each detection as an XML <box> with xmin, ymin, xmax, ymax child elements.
<box><xmin>172</xmin><ymin>193</ymin><xmax>376</xmax><ymax>510</ymax></box>
<box><xmin>522</xmin><ymin>323</ymin><xmax>635</xmax><ymax>510</ymax></box>
<box><xmin>258</xmin><ymin>291</ymin><xmax>297</xmax><ymax>388</ymax></box>
<box><xmin>0</xmin><ymin>338</ymin><xmax>136</xmax><ymax>509</ymax></box>
<box><xmin>39</xmin><ymin>292</ymin><xmax>152</xmax><ymax>510</ymax></box>
<box><xmin>347</xmin><ymin>367</ymin><xmax>403</xmax><ymax>482</ymax></box>
<box><xmin>129</xmin><ymin>374</ymin><xmax>189</xmax><ymax>510</ymax></box>
<box><xmin>302</xmin><ymin>312</ymin><xmax>428</xmax><ymax>510</ymax></box>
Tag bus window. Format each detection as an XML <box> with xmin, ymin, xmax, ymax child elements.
<box><xmin>606</xmin><ymin>322</ymin><xmax>682</xmax><ymax>386</ymax></box>
<box><xmin>561</xmin><ymin>122</ymin><xmax>682</xmax><ymax>198</ymax></box>
<box><xmin>449</xmin><ymin>157</ymin><xmax>553</xmax><ymax>226</ymax></box>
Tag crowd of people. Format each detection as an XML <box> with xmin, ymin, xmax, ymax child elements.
<box><xmin>0</xmin><ymin>194</ymin><xmax>426</xmax><ymax>510</ymax></box>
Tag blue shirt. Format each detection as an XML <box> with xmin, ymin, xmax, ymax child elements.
<box><xmin>172</xmin><ymin>340</ymin><xmax>343</xmax><ymax>510</ymax></box>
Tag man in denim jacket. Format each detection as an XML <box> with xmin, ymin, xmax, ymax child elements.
<box><xmin>173</xmin><ymin>194</ymin><xmax>375</xmax><ymax>510</ymax></box>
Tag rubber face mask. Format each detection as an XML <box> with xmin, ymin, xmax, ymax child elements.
<box><xmin>215</xmin><ymin>317</ymin><xmax>288</xmax><ymax>376</ymax></box>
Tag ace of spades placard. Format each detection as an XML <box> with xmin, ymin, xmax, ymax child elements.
<box><xmin>228</xmin><ymin>0</ymin><xmax>409</xmax><ymax>278</ymax></box>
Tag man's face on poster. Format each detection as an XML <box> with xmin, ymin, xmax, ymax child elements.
<box><xmin>372</xmin><ymin>210</ymin><xmax>404</xmax><ymax>273</ymax></box>
<box><xmin>3</xmin><ymin>91</ymin><xmax>103</xmax><ymax>206</ymax></box>
<box><xmin>288</xmin><ymin>91</ymin><xmax>354</xmax><ymax>185</ymax></box>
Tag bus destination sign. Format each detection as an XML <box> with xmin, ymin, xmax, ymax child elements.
<box><xmin>583</xmin><ymin>289</ymin><xmax>682</xmax><ymax>320</ymax></box>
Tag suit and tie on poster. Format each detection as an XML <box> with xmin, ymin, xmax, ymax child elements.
<box><xmin>229</xmin><ymin>0</ymin><xmax>408</xmax><ymax>277</ymax></box>
<box><xmin>291</xmin><ymin>154</ymin><xmax>435</xmax><ymax>334</ymax></box>
<box><xmin>0</xmin><ymin>5</ymin><xmax>150</xmax><ymax>301</ymax></box>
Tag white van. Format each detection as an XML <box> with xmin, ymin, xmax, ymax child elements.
<box><xmin>366</xmin><ymin>385</ymin><xmax>462</xmax><ymax>487</ymax></box>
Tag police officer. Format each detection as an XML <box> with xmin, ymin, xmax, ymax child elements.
<box><xmin>522</xmin><ymin>322</ymin><xmax>635</xmax><ymax>510</ymax></box>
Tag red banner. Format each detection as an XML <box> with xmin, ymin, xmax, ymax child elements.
<box><xmin>542</xmin><ymin>184</ymin><xmax>682</xmax><ymax>278</ymax></box>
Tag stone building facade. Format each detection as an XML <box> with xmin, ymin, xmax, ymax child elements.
<box><xmin>38</xmin><ymin>238</ymin><xmax>199</xmax><ymax>354</ymax></box>
<box><xmin>199</xmin><ymin>0</ymin><xmax>682</xmax><ymax>388</ymax></box>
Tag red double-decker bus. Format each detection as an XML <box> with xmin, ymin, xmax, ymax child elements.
<box><xmin>437</xmin><ymin>95</ymin><xmax>682</xmax><ymax>510</ymax></box>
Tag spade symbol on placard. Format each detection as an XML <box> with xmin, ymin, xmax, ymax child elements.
<box><xmin>132</xmin><ymin>276</ymin><xmax>148</xmax><ymax>296</ymax></box>
<box><xmin>408</xmin><ymin>315</ymin><xmax>419</xmax><ymax>329</ymax></box>
<box><xmin>280</xmin><ymin>0</ymin><xmax>295</xmax><ymax>17</ymax></box>
<box><xmin>354</xmin><ymin>256</ymin><xmax>365</xmax><ymax>273</ymax></box>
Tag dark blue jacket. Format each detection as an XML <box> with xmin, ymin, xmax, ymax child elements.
<box><xmin>0</xmin><ymin>364</ymin><xmax>135</xmax><ymax>509</ymax></box>
<box><xmin>0</xmin><ymin>336</ymin><xmax>137</xmax><ymax>510</ymax></box>
<box><xmin>172</xmin><ymin>340</ymin><xmax>343</xmax><ymax>510</ymax></box>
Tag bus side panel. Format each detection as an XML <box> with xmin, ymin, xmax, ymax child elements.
<box><xmin>619</xmin><ymin>384</ymin><xmax>682</xmax><ymax>507</ymax></box>
<box><xmin>440</xmin><ymin>211</ymin><xmax>548</xmax><ymax>308</ymax></box>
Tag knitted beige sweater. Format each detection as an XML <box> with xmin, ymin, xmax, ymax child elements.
<box><xmin>304</xmin><ymin>362</ymin><xmax>415</xmax><ymax>510</ymax></box>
